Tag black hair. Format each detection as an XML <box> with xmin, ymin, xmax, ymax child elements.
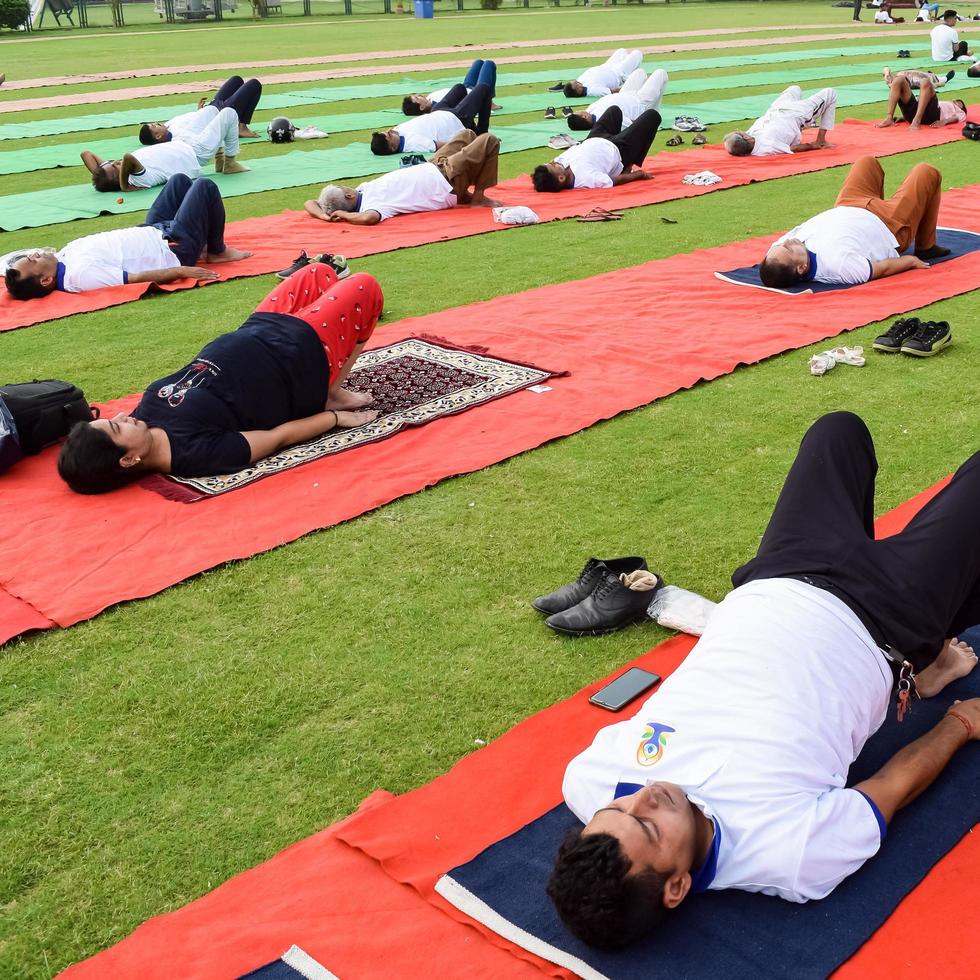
<box><xmin>953</xmin><ymin>99</ymin><xmax>966</xmax><ymax>112</ymax></box>
<box><xmin>402</xmin><ymin>96</ymin><xmax>423</xmax><ymax>116</ymax></box>
<box><xmin>57</xmin><ymin>422</ymin><xmax>137</xmax><ymax>495</ymax></box>
<box><xmin>563</xmin><ymin>82</ymin><xmax>582</xmax><ymax>99</ymax></box>
<box><xmin>138</xmin><ymin>123</ymin><xmax>157</xmax><ymax>146</ymax></box>
<box><xmin>759</xmin><ymin>254</ymin><xmax>800</xmax><ymax>288</ymax></box>
<box><xmin>91</xmin><ymin>167</ymin><xmax>120</xmax><ymax>193</ymax></box>
<box><xmin>370</xmin><ymin>132</ymin><xmax>394</xmax><ymax>156</ymax></box>
<box><xmin>4</xmin><ymin>264</ymin><xmax>55</xmax><ymax>301</ymax></box>
<box><xmin>532</xmin><ymin>164</ymin><xmax>562</xmax><ymax>193</ymax></box>
<box><xmin>547</xmin><ymin>830</ymin><xmax>670</xmax><ymax>949</ymax></box>
<box><xmin>567</xmin><ymin>113</ymin><xmax>593</xmax><ymax>132</ymax></box>
<box><xmin>942</xmin><ymin>8</ymin><xmax>958</xmax><ymax>19</ymax></box>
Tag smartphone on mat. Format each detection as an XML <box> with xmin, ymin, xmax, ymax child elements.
<box><xmin>589</xmin><ymin>667</ymin><xmax>662</xmax><ymax>712</ymax></box>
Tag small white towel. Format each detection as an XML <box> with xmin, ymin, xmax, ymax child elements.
<box><xmin>682</xmin><ymin>170</ymin><xmax>722</xmax><ymax>186</ymax></box>
<box><xmin>492</xmin><ymin>206</ymin><xmax>540</xmax><ymax>225</ymax></box>
<box><xmin>293</xmin><ymin>126</ymin><xmax>330</xmax><ymax>140</ymax></box>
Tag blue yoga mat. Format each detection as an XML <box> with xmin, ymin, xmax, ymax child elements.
<box><xmin>237</xmin><ymin>944</ymin><xmax>338</xmax><ymax>980</ymax></box>
<box><xmin>436</xmin><ymin>631</ymin><xmax>980</xmax><ymax>980</ymax></box>
<box><xmin>714</xmin><ymin>227</ymin><xmax>980</xmax><ymax>295</ymax></box>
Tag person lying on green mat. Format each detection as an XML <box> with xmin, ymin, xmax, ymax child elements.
<box><xmin>57</xmin><ymin>261</ymin><xmax>381</xmax><ymax>494</ymax></box>
<box><xmin>307</xmin><ymin>131</ymin><xmax>502</xmax><ymax>225</ymax></box>
<box><xmin>549</xmin><ymin>411</ymin><xmax>980</xmax><ymax>949</ymax></box>
<box><xmin>138</xmin><ymin>75</ymin><xmax>263</xmax><ymax>143</ymax></box>
<box><xmin>4</xmin><ymin>175</ymin><xmax>250</xmax><ymax>301</ymax></box>
<box><xmin>759</xmin><ymin>156</ymin><xmax>949</xmax><ymax>289</ymax></box>
<box><xmin>82</xmin><ymin>105</ymin><xmax>247</xmax><ymax>193</ymax></box>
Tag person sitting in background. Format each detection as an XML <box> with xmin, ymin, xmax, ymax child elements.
<box><xmin>372</xmin><ymin>82</ymin><xmax>494</xmax><ymax>155</ymax></box>
<box><xmin>724</xmin><ymin>85</ymin><xmax>837</xmax><ymax>156</ymax></box>
<box><xmin>83</xmin><ymin>106</ymin><xmax>247</xmax><ymax>192</ymax></box>
<box><xmin>533</xmin><ymin>105</ymin><xmax>660</xmax><ymax>192</ymax></box>
<box><xmin>4</xmin><ymin>174</ymin><xmax>250</xmax><ymax>300</ymax></box>
<box><xmin>758</xmin><ymin>156</ymin><xmax>949</xmax><ymax>289</ymax></box>
<box><xmin>560</xmin><ymin>49</ymin><xmax>644</xmax><ymax>99</ymax></box>
<box><xmin>876</xmin><ymin>71</ymin><xmax>966</xmax><ymax>130</ymax></box>
<box><xmin>549</xmin><ymin>410</ymin><xmax>980</xmax><ymax>949</ymax></box>
<box><xmin>138</xmin><ymin>75</ymin><xmax>263</xmax><ymax>143</ymax></box>
<box><xmin>931</xmin><ymin>9</ymin><xmax>973</xmax><ymax>60</ymax></box>
<box><xmin>402</xmin><ymin>59</ymin><xmax>498</xmax><ymax>116</ymax></box>
<box><xmin>309</xmin><ymin>131</ymin><xmax>502</xmax><ymax>225</ymax></box>
<box><xmin>566</xmin><ymin>68</ymin><xmax>668</xmax><ymax>132</ymax></box>
<box><xmin>57</xmin><ymin>262</ymin><xmax>383</xmax><ymax>494</ymax></box>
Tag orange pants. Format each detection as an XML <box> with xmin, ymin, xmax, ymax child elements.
<box><xmin>834</xmin><ymin>155</ymin><xmax>941</xmax><ymax>252</ymax></box>
<box><xmin>256</xmin><ymin>264</ymin><xmax>383</xmax><ymax>386</ymax></box>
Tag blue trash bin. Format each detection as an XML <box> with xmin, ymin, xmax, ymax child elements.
<box><xmin>414</xmin><ymin>0</ymin><xmax>434</xmax><ymax>17</ymax></box>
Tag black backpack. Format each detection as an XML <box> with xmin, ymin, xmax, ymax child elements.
<box><xmin>963</xmin><ymin>122</ymin><xmax>980</xmax><ymax>142</ymax></box>
<box><xmin>0</xmin><ymin>380</ymin><xmax>94</xmax><ymax>473</ymax></box>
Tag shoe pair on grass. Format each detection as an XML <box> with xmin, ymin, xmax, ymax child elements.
<box><xmin>276</xmin><ymin>251</ymin><xmax>350</xmax><ymax>280</ymax></box>
<box><xmin>873</xmin><ymin>317</ymin><xmax>952</xmax><ymax>357</ymax></box>
<box><xmin>533</xmin><ymin>557</ymin><xmax>664</xmax><ymax>636</ymax></box>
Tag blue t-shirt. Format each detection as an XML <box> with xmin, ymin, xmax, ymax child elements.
<box><xmin>133</xmin><ymin>312</ymin><xmax>329</xmax><ymax>477</ymax></box>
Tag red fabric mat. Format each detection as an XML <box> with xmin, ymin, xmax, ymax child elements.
<box><xmin>2</xmin><ymin>116</ymin><xmax>973</xmax><ymax>334</ymax></box>
<box><xmin>4</xmin><ymin>189</ymin><xmax>980</xmax><ymax>646</ymax></box>
<box><xmin>60</xmin><ymin>482</ymin><xmax>975</xmax><ymax>979</ymax></box>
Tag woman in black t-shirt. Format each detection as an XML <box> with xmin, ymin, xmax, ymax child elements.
<box><xmin>58</xmin><ymin>264</ymin><xmax>384</xmax><ymax>494</ymax></box>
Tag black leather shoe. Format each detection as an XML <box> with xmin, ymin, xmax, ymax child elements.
<box><xmin>546</xmin><ymin>571</ymin><xmax>662</xmax><ymax>636</ymax></box>
<box><xmin>532</xmin><ymin>557</ymin><xmax>647</xmax><ymax>615</ymax></box>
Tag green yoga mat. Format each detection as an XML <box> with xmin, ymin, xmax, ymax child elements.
<box><xmin>0</xmin><ymin>52</ymin><xmax>941</xmax><ymax>177</ymax></box>
<box><xmin>0</xmin><ymin>40</ymin><xmax>920</xmax><ymax>143</ymax></box>
<box><xmin>0</xmin><ymin>121</ymin><xmax>559</xmax><ymax>232</ymax></box>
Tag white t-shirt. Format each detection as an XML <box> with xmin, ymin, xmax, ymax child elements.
<box><xmin>166</xmin><ymin>105</ymin><xmax>217</xmax><ymax>142</ymax></box>
<box><xmin>776</xmin><ymin>206</ymin><xmax>900</xmax><ymax>285</ymax></box>
<box><xmin>931</xmin><ymin>23</ymin><xmax>959</xmax><ymax>61</ymax></box>
<box><xmin>56</xmin><ymin>226</ymin><xmax>179</xmax><ymax>292</ymax></box>
<box><xmin>749</xmin><ymin>105</ymin><xmax>807</xmax><ymax>155</ymax></box>
<box><xmin>357</xmin><ymin>162</ymin><xmax>457</xmax><ymax>221</ymax></box>
<box><xmin>587</xmin><ymin>92</ymin><xmax>644</xmax><ymax>126</ymax></box>
<box><xmin>555</xmin><ymin>138</ymin><xmax>624</xmax><ymax>189</ymax></box>
<box><xmin>576</xmin><ymin>64</ymin><xmax>622</xmax><ymax>98</ymax></box>
<box><xmin>394</xmin><ymin>111</ymin><xmax>465</xmax><ymax>153</ymax></box>
<box><xmin>127</xmin><ymin>140</ymin><xmax>202</xmax><ymax>189</ymax></box>
<box><xmin>564</xmin><ymin>579</ymin><xmax>891</xmax><ymax>902</ymax></box>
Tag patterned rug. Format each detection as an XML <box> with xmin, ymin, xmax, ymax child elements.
<box><xmin>142</xmin><ymin>337</ymin><xmax>561</xmax><ymax>503</ymax></box>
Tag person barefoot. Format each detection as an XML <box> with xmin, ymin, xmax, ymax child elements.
<box><xmin>326</xmin><ymin>388</ymin><xmax>375</xmax><ymax>411</ymax></box>
<box><xmin>206</xmin><ymin>245</ymin><xmax>252</xmax><ymax>263</ymax></box>
<box><xmin>916</xmin><ymin>637</ymin><xmax>979</xmax><ymax>697</ymax></box>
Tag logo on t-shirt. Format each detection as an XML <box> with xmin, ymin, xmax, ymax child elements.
<box><xmin>636</xmin><ymin>722</ymin><xmax>676</xmax><ymax>767</ymax></box>
<box><xmin>157</xmin><ymin>359</ymin><xmax>219</xmax><ymax>408</ymax></box>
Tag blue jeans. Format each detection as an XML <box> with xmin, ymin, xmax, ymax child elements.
<box><xmin>144</xmin><ymin>174</ymin><xmax>227</xmax><ymax>265</ymax></box>
<box><xmin>462</xmin><ymin>59</ymin><xmax>497</xmax><ymax>97</ymax></box>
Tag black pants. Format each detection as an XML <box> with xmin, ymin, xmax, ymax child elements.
<box><xmin>210</xmin><ymin>75</ymin><xmax>263</xmax><ymax>125</ymax></box>
<box><xmin>143</xmin><ymin>174</ymin><xmax>226</xmax><ymax>266</ymax></box>
<box><xmin>588</xmin><ymin>106</ymin><xmax>662</xmax><ymax>171</ymax></box>
<box><xmin>434</xmin><ymin>82</ymin><xmax>494</xmax><ymax>136</ymax></box>
<box><xmin>732</xmin><ymin>412</ymin><xmax>980</xmax><ymax>673</ymax></box>
<box><xmin>852</xmin><ymin>0</ymin><xmax>861</xmax><ymax>20</ymax></box>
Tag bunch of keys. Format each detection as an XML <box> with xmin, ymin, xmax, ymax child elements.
<box><xmin>896</xmin><ymin>661</ymin><xmax>918</xmax><ymax>722</ymax></box>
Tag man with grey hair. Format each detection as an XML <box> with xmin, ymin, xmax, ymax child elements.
<box><xmin>724</xmin><ymin>85</ymin><xmax>837</xmax><ymax>157</ymax></box>
<box><xmin>305</xmin><ymin>130</ymin><xmax>502</xmax><ymax>225</ymax></box>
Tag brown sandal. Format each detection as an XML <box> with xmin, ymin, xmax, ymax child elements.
<box><xmin>576</xmin><ymin>207</ymin><xmax>624</xmax><ymax>222</ymax></box>
<box><xmin>692</xmin><ymin>133</ymin><xmax>707</xmax><ymax>146</ymax></box>
<box><xmin>666</xmin><ymin>134</ymin><xmax>684</xmax><ymax>147</ymax></box>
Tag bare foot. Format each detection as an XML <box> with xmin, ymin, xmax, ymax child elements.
<box><xmin>239</xmin><ymin>125</ymin><xmax>259</xmax><ymax>139</ymax></box>
<box><xmin>326</xmin><ymin>388</ymin><xmax>375</xmax><ymax>411</ymax></box>
<box><xmin>876</xmin><ymin>117</ymin><xmax>895</xmax><ymax>128</ymax></box>
<box><xmin>206</xmin><ymin>246</ymin><xmax>252</xmax><ymax>263</ymax></box>
<box><xmin>883</xmin><ymin>67</ymin><xmax>894</xmax><ymax>86</ymax></box>
<box><xmin>917</xmin><ymin>638</ymin><xmax>979</xmax><ymax>698</ymax></box>
<box><xmin>472</xmin><ymin>196</ymin><xmax>505</xmax><ymax>208</ymax></box>
<box><xmin>198</xmin><ymin>97</ymin><xmax>207</xmax><ymax>110</ymax></box>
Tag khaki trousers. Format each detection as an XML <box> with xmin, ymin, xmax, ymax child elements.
<box><xmin>432</xmin><ymin>131</ymin><xmax>500</xmax><ymax>203</ymax></box>
<box><xmin>835</xmin><ymin>155</ymin><xmax>941</xmax><ymax>252</ymax></box>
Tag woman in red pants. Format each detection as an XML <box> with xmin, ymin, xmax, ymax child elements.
<box><xmin>58</xmin><ymin>264</ymin><xmax>384</xmax><ymax>494</ymax></box>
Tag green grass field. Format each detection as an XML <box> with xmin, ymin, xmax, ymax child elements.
<box><xmin>2</xmin><ymin>3</ymin><xmax>980</xmax><ymax>976</ymax></box>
